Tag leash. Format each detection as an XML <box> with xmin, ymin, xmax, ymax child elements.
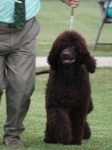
<box><xmin>36</xmin><ymin>7</ymin><xmax>75</xmax><ymax>76</ymax></box>
<box><xmin>69</xmin><ymin>7</ymin><xmax>75</xmax><ymax>30</ymax></box>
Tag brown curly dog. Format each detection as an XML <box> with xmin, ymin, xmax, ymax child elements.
<box><xmin>44</xmin><ymin>30</ymin><xmax>96</xmax><ymax>145</ymax></box>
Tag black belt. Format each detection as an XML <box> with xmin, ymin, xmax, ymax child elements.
<box><xmin>0</xmin><ymin>22</ymin><xmax>16</xmax><ymax>28</ymax></box>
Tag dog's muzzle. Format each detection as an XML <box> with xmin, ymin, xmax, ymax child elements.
<box><xmin>60</xmin><ymin>51</ymin><xmax>76</xmax><ymax>65</ymax></box>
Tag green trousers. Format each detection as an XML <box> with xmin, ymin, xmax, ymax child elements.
<box><xmin>0</xmin><ymin>17</ymin><xmax>40</xmax><ymax>138</ymax></box>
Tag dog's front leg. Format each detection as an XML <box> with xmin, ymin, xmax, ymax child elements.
<box><xmin>70</xmin><ymin>109</ymin><xmax>87</xmax><ymax>145</ymax></box>
<box><xmin>44</xmin><ymin>108</ymin><xmax>73</xmax><ymax>144</ymax></box>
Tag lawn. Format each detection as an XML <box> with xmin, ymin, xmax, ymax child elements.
<box><xmin>0</xmin><ymin>1</ymin><xmax>112</xmax><ymax>150</ymax></box>
<box><xmin>36</xmin><ymin>0</ymin><xmax>112</xmax><ymax>56</ymax></box>
<box><xmin>0</xmin><ymin>68</ymin><xmax>112</xmax><ymax>150</ymax></box>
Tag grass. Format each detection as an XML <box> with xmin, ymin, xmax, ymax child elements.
<box><xmin>0</xmin><ymin>1</ymin><xmax>112</xmax><ymax>149</ymax></box>
<box><xmin>36</xmin><ymin>0</ymin><xmax>112</xmax><ymax>57</ymax></box>
<box><xmin>0</xmin><ymin>68</ymin><xmax>112</xmax><ymax>150</ymax></box>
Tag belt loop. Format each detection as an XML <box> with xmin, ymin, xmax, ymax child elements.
<box><xmin>0</xmin><ymin>22</ymin><xmax>16</xmax><ymax>28</ymax></box>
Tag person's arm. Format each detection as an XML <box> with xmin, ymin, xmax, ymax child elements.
<box><xmin>61</xmin><ymin>0</ymin><xmax>79</xmax><ymax>7</ymax></box>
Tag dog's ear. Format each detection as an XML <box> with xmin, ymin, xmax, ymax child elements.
<box><xmin>48</xmin><ymin>41</ymin><xmax>60</xmax><ymax>70</ymax></box>
<box><xmin>48</xmin><ymin>53</ymin><xmax>59</xmax><ymax>70</ymax></box>
<box><xmin>47</xmin><ymin>34</ymin><xmax>63</xmax><ymax>70</ymax></box>
<box><xmin>83</xmin><ymin>52</ymin><xmax>96</xmax><ymax>73</ymax></box>
<box><xmin>75</xmin><ymin>36</ymin><xmax>96</xmax><ymax>73</ymax></box>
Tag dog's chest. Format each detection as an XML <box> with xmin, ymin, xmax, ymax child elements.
<box><xmin>49</xmin><ymin>82</ymin><xmax>82</xmax><ymax>108</ymax></box>
<box><xmin>48</xmin><ymin>68</ymin><xmax>86</xmax><ymax>107</ymax></box>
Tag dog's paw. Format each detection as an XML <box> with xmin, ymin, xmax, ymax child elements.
<box><xmin>44</xmin><ymin>138</ymin><xmax>57</xmax><ymax>144</ymax></box>
<box><xmin>44</xmin><ymin>135</ymin><xmax>57</xmax><ymax>144</ymax></box>
<box><xmin>62</xmin><ymin>139</ymin><xmax>72</xmax><ymax>145</ymax></box>
<box><xmin>70</xmin><ymin>139</ymin><xmax>82</xmax><ymax>145</ymax></box>
<box><xmin>59</xmin><ymin>135</ymin><xmax>73</xmax><ymax>145</ymax></box>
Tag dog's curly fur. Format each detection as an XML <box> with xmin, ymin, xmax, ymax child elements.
<box><xmin>44</xmin><ymin>30</ymin><xmax>96</xmax><ymax>145</ymax></box>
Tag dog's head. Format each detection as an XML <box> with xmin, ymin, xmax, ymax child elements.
<box><xmin>60</xmin><ymin>46</ymin><xmax>77</xmax><ymax>65</ymax></box>
<box><xmin>48</xmin><ymin>30</ymin><xmax>96</xmax><ymax>73</ymax></box>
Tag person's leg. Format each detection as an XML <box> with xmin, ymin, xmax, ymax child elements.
<box><xmin>3</xmin><ymin>18</ymin><xmax>40</xmax><ymax>146</ymax></box>
<box><xmin>0</xmin><ymin>56</ymin><xmax>6</xmax><ymax>99</ymax></box>
<box><xmin>0</xmin><ymin>27</ymin><xmax>11</xmax><ymax>95</ymax></box>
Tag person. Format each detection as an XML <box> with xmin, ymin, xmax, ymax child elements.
<box><xmin>0</xmin><ymin>0</ymin><xmax>79</xmax><ymax>148</ymax></box>
<box><xmin>104</xmin><ymin>0</ymin><xmax>112</xmax><ymax>18</ymax></box>
<box><xmin>98</xmin><ymin>0</ymin><xmax>112</xmax><ymax>18</ymax></box>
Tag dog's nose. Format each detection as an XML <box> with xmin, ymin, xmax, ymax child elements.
<box><xmin>61</xmin><ymin>52</ymin><xmax>69</xmax><ymax>58</ymax></box>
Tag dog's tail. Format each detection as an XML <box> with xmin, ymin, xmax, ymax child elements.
<box><xmin>35</xmin><ymin>69</ymin><xmax>49</xmax><ymax>75</ymax></box>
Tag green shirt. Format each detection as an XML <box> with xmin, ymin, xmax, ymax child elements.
<box><xmin>0</xmin><ymin>0</ymin><xmax>40</xmax><ymax>23</ymax></box>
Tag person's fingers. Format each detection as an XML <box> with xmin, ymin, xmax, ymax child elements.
<box><xmin>70</xmin><ymin>0</ymin><xmax>80</xmax><ymax>8</ymax></box>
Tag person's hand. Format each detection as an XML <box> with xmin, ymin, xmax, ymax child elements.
<box><xmin>62</xmin><ymin>0</ymin><xmax>80</xmax><ymax>8</ymax></box>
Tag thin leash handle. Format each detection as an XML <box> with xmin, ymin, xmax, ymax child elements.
<box><xmin>69</xmin><ymin>7</ymin><xmax>75</xmax><ymax>30</ymax></box>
